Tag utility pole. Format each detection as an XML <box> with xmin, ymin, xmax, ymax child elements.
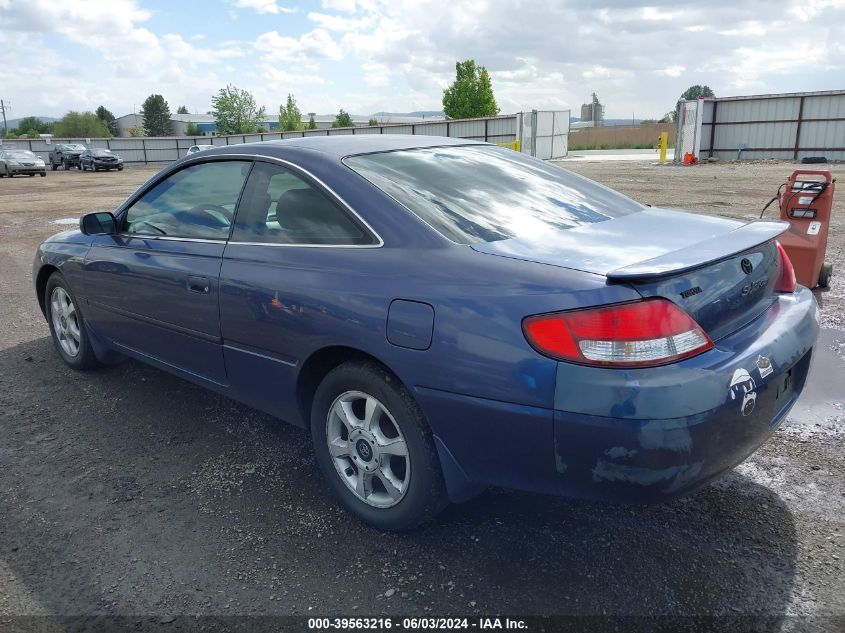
<box><xmin>0</xmin><ymin>100</ymin><xmax>8</xmax><ymax>136</ymax></box>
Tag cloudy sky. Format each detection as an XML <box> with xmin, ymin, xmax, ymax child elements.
<box><xmin>1</xmin><ymin>0</ymin><xmax>844</xmax><ymax>121</ymax></box>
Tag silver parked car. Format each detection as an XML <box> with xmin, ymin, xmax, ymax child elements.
<box><xmin>0</xmin><ymin>149</ymin><xmax>47</xmax><ymax>177</ymax></box>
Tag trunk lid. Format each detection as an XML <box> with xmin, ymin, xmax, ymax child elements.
<box><xmin>471</xmin><ymin>208</ymin><xmax>787</xmax><ymax>341</ymax></box>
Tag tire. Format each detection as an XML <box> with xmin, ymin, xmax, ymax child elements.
<box><xmin>51</xmin><ymin>161</ymin><xmax>58</xmax><ymax>171</ymax></box>
<box><xmin>818</xmin><ymin>263</ymin><xmax>833</xmax><ymax>288</ymax></box>
<box><xmin>62</xmin><ymin>160</ymin><xmax>69</xmax><ymax>170</ymax></box>
<box><xmin>117</xmin><ymin>165</ymin><xmax>123</xmax><ymax>171</ymax></box>
<box><xmin>92</xmin><ymin>163</ymin><xmax>97</xmax><ymax>172</ymax></box>
<box><xmin>78</xmin><ymin>161</ymin><xmax>83</xmax><ymax>170</ymax></box>
<box><xmin>40</xmin><ymin>172</ymin><xmax>46</xmax><ymax>177</ymax></box>
<box><xmin>310</xmin><ymin>360</ymin><xmax>448</xmax><ymax>531</ymax></box>
<box><xmin>28</xmin><ymin>173</ymin><xmax>34</xmax><ymax>177</ymax></box>
<box><xmin>44</xmin><ymin>273</ymin><xmax>100</xmax><ymax>370</ymax></box>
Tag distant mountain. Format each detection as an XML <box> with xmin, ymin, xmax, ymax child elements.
<box><xmin>5</xmin><ymin>116</ymin><xmax>59</xmax><ymax>128</ymax></box>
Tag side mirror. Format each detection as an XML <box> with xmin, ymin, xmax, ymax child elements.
<box><xmin>80</xmin><ymin>211</ymin><xmax>118</xmax><ymax>235</ymax></box>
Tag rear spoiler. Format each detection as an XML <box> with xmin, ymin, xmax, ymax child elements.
<box><xmin>606</xmin><ymin>220</ymin><xmax>788</xmax><ymax>281</ymax></box>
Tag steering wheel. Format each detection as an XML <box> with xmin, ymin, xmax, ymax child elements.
<box><xmin>187</xmin><ymin>204</ymin><xmax>233</xmax><ymax>227</ymax></box>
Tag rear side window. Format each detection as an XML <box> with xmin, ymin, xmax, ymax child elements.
<box><xmin>230</xmin><ymin>161</ymin><xmax>375</xmax><ymax>246</ymax></box>
<box><xmin>345</xmin><ymin>145</ymin><xmax>643</xmax><ymax>244</ymax></box>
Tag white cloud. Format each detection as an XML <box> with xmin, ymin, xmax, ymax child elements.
<box><xmin>232</xmin><ymin>0</ymin><xmax>297</xmax><ymax>14</ymax></box>
<box><xmin>308</xmin><ymin>11</ymin><xmax>373</xmax><ymax>31</ymax></box>
<box><xmin>655</xmin><ymin>65</ymin><xmax>686</xmax><ymax>78</ymax></box>
<box><xmin>254</xmin><ymin>28</ymin><xmax>343</xmax><ymax>68</ymax></box>
<box><xmin>321</xmin><ymin>0</ymin><xmax>358</xmax><ymax>12</ymax></box>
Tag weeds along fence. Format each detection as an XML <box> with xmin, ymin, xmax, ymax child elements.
<box><xmin>568</xmin><ymin>122</ymin><xmax>675</xmax><ymax>150</ymax></box>
<box><xmin>9</xmin><ymin>111</ymin><xmax>569</xmax><ymax>164</ymax></box>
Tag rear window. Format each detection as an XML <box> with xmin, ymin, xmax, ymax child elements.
<box><xmin>345</xmin><ymin>145</ymin><xmax>643</xmax><ymax>244</ymax></box>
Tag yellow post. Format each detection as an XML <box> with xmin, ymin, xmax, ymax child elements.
<box><xmin>658</xmin><ymin>132</ymin><xmax>668</xmax><ymax>164</ymax></box>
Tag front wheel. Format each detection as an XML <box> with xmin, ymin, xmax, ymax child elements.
<box><xmin>311</xmin><ymin>361</ymin><xmax>448</xmax><ymax>531</ymax></box>
<box><xmin>45</xmin><ymin>273</ymin><xmax>100</xmax><ymax>370</ymax></box>
<box><xmin>51</xmin><ymin>161</ymin><xmax>58</xmax><ymax>171</ymax></box>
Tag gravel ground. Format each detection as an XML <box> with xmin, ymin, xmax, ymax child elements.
<box><xmin>0</xmin><ymin>161</ymin><xmax>843</xmax><ymax>630</ymax></box>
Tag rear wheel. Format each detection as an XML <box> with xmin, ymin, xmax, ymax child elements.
<box><xmin>45</xmin><ymin>273</ymin><xmax>99</xmax><ymax>370</ymax></box>
<box><xmin>310</xmin><ymin>361</ymin><xmax>447</xmax><ymax>531</ymax></box>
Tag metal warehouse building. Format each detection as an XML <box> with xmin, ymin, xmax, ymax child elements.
<box><xmin>676</xmin><ymin>89</ymin><xmax>845</xmax><ymax>162</ymax></box>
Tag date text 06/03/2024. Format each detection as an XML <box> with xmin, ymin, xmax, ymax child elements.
<box><xmin>307</xmin><ymin>617</ymin><xmax>528</xmax><ymax>630</ymax></box>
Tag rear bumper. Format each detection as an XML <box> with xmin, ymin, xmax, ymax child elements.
<box><xmin>420</xmin><ymin>287</ymin><xmax>819</xmax><ymax>503</ymax></box>
<box><xmin>553</xmin><ymin>286</ymin><xmax>818</xmax><ymax>501</ymax></box>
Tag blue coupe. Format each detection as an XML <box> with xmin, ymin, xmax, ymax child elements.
<box><xmin>34</xmin><ymin>136</ymin><xmax>819</xmax><ymax>530</ymax></box>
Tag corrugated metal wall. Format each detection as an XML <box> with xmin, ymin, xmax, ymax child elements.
<box><xmin>698</xmin><ymin>91</ymin><xmax>845</xmax><ymax>161</ymax></box>
<box><xmin>5</xmin><ymin>112</ymin><xmax>570</xmax><ymax>164</ymax></box>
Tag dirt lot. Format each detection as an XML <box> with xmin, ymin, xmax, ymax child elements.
<box><xmin>0</xmin><ymin>161</ymin><xmax>843</xmax><ymax>630</ymax></box>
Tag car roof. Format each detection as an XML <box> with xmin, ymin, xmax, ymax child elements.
<box><xmin>203</xmin><ymin>134</ymin><xmax>483</xmax><ymax>161</ymax></box>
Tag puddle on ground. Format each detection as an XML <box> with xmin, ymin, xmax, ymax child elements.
<box><xmin>785</xmin><ymin>329</ymin><xmax>845</xmax><ymax>437</ymax></box>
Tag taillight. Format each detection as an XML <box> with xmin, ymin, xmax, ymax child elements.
<box><xmin>523</xmin><ymin>298</ymin><xmax>713</xmax><ymax>368</ymax></box>
<box><xmin>774</xmin><ymin>241</ymin><xmax>796</xmax><ymax>293</ymax></box>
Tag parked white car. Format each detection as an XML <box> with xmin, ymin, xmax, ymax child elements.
<box><xmin>186</xmin><ymin>144</ymin><xmax>213</xmax><ymax>156</ymax></box>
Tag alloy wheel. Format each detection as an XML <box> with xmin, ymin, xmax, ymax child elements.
<box><xmin>50</xmin><ymin>287</ymin><xmax>81</xmax><ymax>357</ymax></box>
<box><xmin>326</xmin><ymin>390</ymin><xmax>410</xmax><ymax>508</ymax></box>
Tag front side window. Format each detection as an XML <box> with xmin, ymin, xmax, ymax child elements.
<box><xmin>125</xmin><ymin>161</ymin><xmax>250</xmax><ymax>240</ymax></box>
<box><xmin>230</xmin><ymin>161</ymin><xmax>375</xmax><ymax>246</ymax></box>
<box><xmin>345</xmin><ymin>145</ymin><xmax>644</xmax><ymax>244</ymax></box>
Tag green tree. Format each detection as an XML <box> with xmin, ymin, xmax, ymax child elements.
<box><xmin>659</xmin><ymin>111</ymin><xmax>676</xmax><ymax>123</ymax></box>
<box><xmin>177</xmin><ymin>105</ymin><xmax>189</xmax><ymax>114</ymax></box>
<box><xmin>306</xmin><ymin>114</ymin><xmax>317</xmax><ymax>130</ymax></box>
<box><xmin>211</xmin><ymin>84</ymin><xmax>266</xmax><ymax>135</ymax></box>
<box><xmin>442</xmin><ymin>59</ymin><xmax>499</xmax><ymax>119</ymax></box>
<box><xmin>368</xmin><ymin>118</ymin><xmax>378</xmax><ymax>126</ymax></box>
<box><xmin>680</xmin><ymin>85</ymin><xmax>715</xmax><ymax>101</ymax></box>
<box><xmin>95</xmin><ymin>106</ymin><xmax>118</xmax><ymax>136</ymax></box>
<box><xmin>53</xmin><ymin>111</ymin><xmax>111</xmax><ymax>138</ymax></box>
<box><xmin>278</xmin><ymin>94</ymin><xmax>302</xmax><ymax>132</ymax></box>
<box><xmin>185</xmin><ymin>122</ymin><xmax>202</xmax><ymax>136</ymax></box>
<box><xmin>4</xmin><ymin>128</ymin><xmax>19</xmax><ymax>138</ymax></box>
<box><xmin>16</xmin><ymin>116</ymin><xmax>51</xmax><ymax>135</ymax></box>
<box><xmin>26</xmin><ymin>129</ymin><xmax>40</xmax><ymax>138</ymax></box>
<box><xmin>141</xmin><ymin>94</ymin><xmax>173</xmax><ymax>136</ymax></box>
<box><xmin>128</xmin><ymin>126</ymin><xmax>143</xmax><ymax>137</ymax></box>
<box><xmin>332</xmin><ymin>109</ymin><xmax>353</xmax><ymax>128</ymax></box>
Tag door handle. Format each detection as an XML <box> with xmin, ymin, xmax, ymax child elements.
<box><xmin>187</xmin><ymin>276</ymin><xmax>210</xmax><ymax>294</ymax></box>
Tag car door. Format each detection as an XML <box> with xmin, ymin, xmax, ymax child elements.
<box><xmin>219</xmin><ymin>159</ymin><xmax>380</xmax><ymax>421</ymax></box>
<box><xmin>83</xmin><ymin>159</ymin><xmax>252</xmax><ymax>384</ymax></box>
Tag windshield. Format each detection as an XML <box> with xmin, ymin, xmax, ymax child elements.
<box><xmin>92</xmin><ymin>149</ymin><xmax>114</xmax><ymax>156</ymax></box>
<box><xmin>64</xmin><ymin>144</ymin><xmax>86</xmax><ymax>151</ymax></box>
<box><xmin>345</xmin><ymin>145</ymin><xmax>643</xmax><ymax>244</ymax></box>
<box><xmin>7</xmin><ymin>151</ymin><xmax>36</xmax><ymax>159</ymax></box>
